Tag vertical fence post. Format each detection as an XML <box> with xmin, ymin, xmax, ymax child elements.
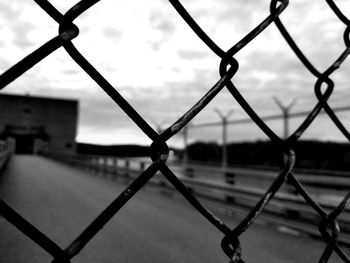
<box><xmin>140</xmin><ymin>161</ymin><xmax>145</xmax><ymax>172</ymax></box>
<box><xmin>92</xmin><ymin>157</ymin><xmax>97</xmax><ymax>173</ymax></box>
<box><xmin>125</xmin><ymin>159</ymin><xmax>130</xmax><ymax>181</ymax></box>
<box><xmin>103</xmin><ymin>157</ymin><xmax>108</xmax><ymax>176</ymax></box>
<box><xmin>183</xmin><ymin>125</ymin><xmax>194</xmax><ymax>178</ymax></box>
<box><xmin>224</xmin><ymin>168</ymin><xmax>236</xmax><ymax>203</ymax></box>
<box><xmin>111</xmin><ymin>158</ymin><xmax>117</xmax><ymax>179</ymax></box>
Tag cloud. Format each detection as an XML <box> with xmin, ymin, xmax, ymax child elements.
<box><xmin>149</xmin><ymin>10</ymin><xmax>175</xmax><ymax>35</ymax></box>
<box><xmin>12</xmin><ymin>23</ymin><xmax>36</xmax><ymax>49</ymax></box>
<box><xmin>1</xmin><ymin>0</ymin><xmax>349</xmax><ymax>145</ymax></box>
<box><xmin>0</xmin><ymin>2</ymin><xmax>21</xmax><ymax>20</ymax></box>
<box><xmin>61</xmin><ymin>69</ymin><xmax>79</xmax><ymax>76</ymax></box>
<box><xmin>103</xmin><ymin>27</ymin><xmax>123</xmax><ymax>41</ymax></box>
<box><xmin>177</xmin><ymin>49</ymin><xmax>208</xmax><ymax>60</ymax></box>
<box><xmin>147</xmin><ymin>9</ymin><xmax>176</xmax><ymax>50</ymax></box>
<box><xmin>0</xmin><ymin>58</ymin><xmax>11</xmax><ymax>71</ymax></box>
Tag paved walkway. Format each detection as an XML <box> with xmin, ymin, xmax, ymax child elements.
<box><xmin>0</xmin><ymin>155</ymin><xmax>345</xmax><ymax>263</ymax></box>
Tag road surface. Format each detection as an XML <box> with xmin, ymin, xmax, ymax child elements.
<box><xmin>0</xmin><ymin>155</ymin><xmax>346</xmax><ymax>263</ymax></box>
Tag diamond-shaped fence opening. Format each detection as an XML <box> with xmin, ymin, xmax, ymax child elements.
<box><xmin>0</xmin><ymin>0</ymin><xmax>350</xmax><ymax>262</ymax></box>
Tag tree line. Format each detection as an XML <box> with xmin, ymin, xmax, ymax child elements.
<box><xmin>185</xmin><ymin>140</ymin><xmax>350</xmax><ymax>171</ymax></box>
<box><xmin>77</xmin><ymin>140</ymin><xmax>350</xmax><ymax>172</ymax></box>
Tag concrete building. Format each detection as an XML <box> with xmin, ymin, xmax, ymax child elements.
<box><xmin>0</xmin><ymin>93</ymin><xmax>78</xmax><ymax>154</ymax></box>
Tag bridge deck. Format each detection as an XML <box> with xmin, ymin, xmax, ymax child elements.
<box><xmin>0</xmin><ymin>156</ymin><xmax>345</xmax><ymax>263</ymax></box>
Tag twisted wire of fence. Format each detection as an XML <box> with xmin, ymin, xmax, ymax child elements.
<box><xmin>0</xmin><ymin>0</ymin><xmax>349</xmax><ymax>262</ymax></box>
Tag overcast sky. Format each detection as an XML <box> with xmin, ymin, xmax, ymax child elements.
<box><xmin>0</xmin><ymin>0</ymin><xmax>349</xmax><ymax>147</ymax></box>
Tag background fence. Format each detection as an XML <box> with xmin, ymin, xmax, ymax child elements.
<box><xmin>0</xmin><ymin>0</ymin><xmax>349</xmax><ymax>262</ymax></box>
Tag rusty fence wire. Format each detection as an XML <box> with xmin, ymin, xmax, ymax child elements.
<box><xmin>0</xmin><ymin>0</ymin><xmax>350</xmax><ymax>262</ymax></box>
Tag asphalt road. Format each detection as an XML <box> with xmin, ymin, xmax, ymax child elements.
<box><xmin>0</xmin><ymin>155</ymin><xmax>345</xmax><ymax>263</ymax></box>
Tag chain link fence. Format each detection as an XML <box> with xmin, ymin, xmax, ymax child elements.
<box><xmin>0</xmin><ymin>0</ymin><xmax>350</xmax><ymax>262</ymax></box>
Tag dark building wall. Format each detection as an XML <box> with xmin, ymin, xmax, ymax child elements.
<box><xmin>0</xmin><ymin>94</ymin><xmax>78</xmax><ymax>153</ymax></box>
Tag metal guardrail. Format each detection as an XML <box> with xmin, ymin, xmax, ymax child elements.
<box><xmin>0</xmin><ymin>0</ymin><xmax>350</xmax><ymax>262</ymax></box>
<box><xmin>42</xmin><ymin>152</ymin><xmax>350</xmax><ymax>245</ymax></box>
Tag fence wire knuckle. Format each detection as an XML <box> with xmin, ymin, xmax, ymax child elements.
<box><xmin>0</xmin><ymin>0</ymin><xmax>350</xmax><ymax>262</ymax></box>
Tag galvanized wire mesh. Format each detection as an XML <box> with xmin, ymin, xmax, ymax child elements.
<box><xmin>0</xmin><ymin>0</ymin><xmax>349</xmax><ymax>262</ymax></box>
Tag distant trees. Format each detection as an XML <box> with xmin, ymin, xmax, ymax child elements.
<box><xmin>186</xmin><ymin>140</ymin><xmax>350</xmax><ymax>171</ymax></box>
<box><xmin>76</xmin><ymin>143</ymin><xmax>149</xmax><ymax>157</ymax></box>
<box><xmin>76</xmin><ymin>140</ymin><xmax>350</xmax><ymax>171</ymax></box>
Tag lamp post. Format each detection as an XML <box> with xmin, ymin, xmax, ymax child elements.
<box><xmin>273</xmin><ymin>96</ymin><xmax>296</xmax><ymax>139</ymax></box>
<box><xmin>273</xmin><ymin>97</ymin><xmax>298</xmax><ymax>197</ymax></box>
<box><xmin>214</xmin><ymin>108</ymin><xmax>234</xmax><ymax>169</ymax></box>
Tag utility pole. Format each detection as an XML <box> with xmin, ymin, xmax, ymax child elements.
<box><xmin>214</xmin><ymin>108</ymin><xmax>234</xmax><ymax>169</ymax></box>
<box><xmin>273</xmin><ymin>97</ymin><xmax>296</xmax><ymax>139</ymax></box>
